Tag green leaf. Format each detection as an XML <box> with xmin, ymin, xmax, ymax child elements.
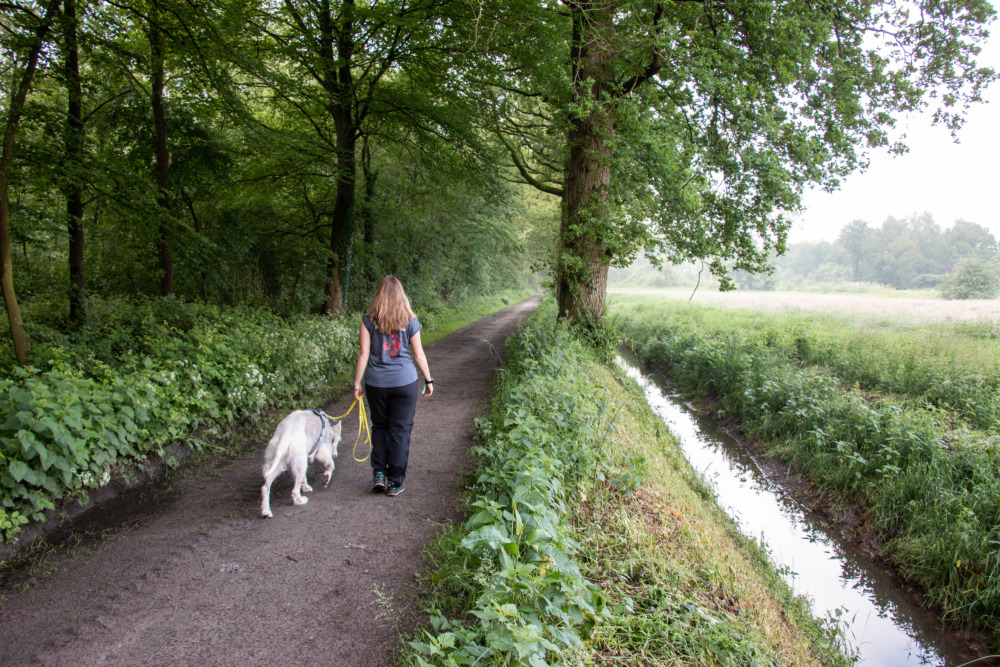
<box><xmin>9</xmin><ymin>459</ymin><xmax>29</xmax><ymax>483</ymax></box>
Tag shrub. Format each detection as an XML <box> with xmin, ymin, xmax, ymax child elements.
<box><xmin>941</xmin><ymin>259</ymin><xmax>999</xmax><ymax>299</ymax></box>
<box><xmin>409</xmin><ymin>317</ymin><xmax>609</xmax><ymax>665</ymax></box>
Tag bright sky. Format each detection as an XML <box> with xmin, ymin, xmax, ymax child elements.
<box><xmin>790</xmin><ymin>26</ymin><xmax>1000</xmax><ymax>245</ymax></box>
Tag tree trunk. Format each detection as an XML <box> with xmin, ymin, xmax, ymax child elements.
<box><xmin>64</xmin><ymin>0</ymin><xmax>86</xmax><ymax>325</ymax></box>
<box><xmin>0</xmin><ymin>0</ymin><xmax>60</xmax><ymax>365</ymax></box>
<box><xmin>321</xmin><ymin>0</ymin><xmax>357</xmax><ymax>315</ymax></box>
<box><xmin>149</xmin><ymin>13</ymin><xmax>173</xmax><ymax>296</ymax></box>
<box><xmin>556</xmin><ymin>1</ymin><xmax>614</xmax><ymax>324</ymax></box>
<box><xmin>360</xmin><ymin>136</ymin><xmax>377</xmax><ymax>247</ymax></box>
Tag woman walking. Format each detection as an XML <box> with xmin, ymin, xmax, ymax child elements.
<box><xmin>353</xmin><ymin>276</ymin><xmax>433</xmax><ymax>496</ymax></box>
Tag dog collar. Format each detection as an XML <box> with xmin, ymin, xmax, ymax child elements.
<box><xmin>308</xmin><ymin>409</ymin><xmax>330</xmax><ymax>456</ymax></box>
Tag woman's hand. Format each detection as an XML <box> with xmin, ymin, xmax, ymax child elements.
<box><xmin>422</xmin><ymin>382</ymin><xmax>434</xmax><ymax>397</ymax></box>
<box><xmin>354</xmin><ymin>323</ymin><xmax>370</xmax><ymax>402</ymax></box>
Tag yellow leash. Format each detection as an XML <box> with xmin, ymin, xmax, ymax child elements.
<box><xmin>326</xmin><ymin>397</ymin><xmax>372</xmax><ymax>462</ymax></box>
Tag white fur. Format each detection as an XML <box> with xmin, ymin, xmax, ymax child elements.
<box><xmin>261</xmin><ymin>410</ymin><xmax>342</xmax><ymax>518</ymax></box>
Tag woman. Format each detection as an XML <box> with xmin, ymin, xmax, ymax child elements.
<box><xmin>353</xmin><ymin>276</ymin><xmax>433</xmax><ymax>497</ymax></box>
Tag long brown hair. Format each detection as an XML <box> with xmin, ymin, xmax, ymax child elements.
<box><xmin>367</xmin><ymin>276</ymin><xmax>415</xmax><ymax>334</ymax></box>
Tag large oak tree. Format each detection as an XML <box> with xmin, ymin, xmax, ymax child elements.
<box><xmin>484</xmin><ymin>0</ymin><xmax>996</xmax><ymax>324</ymax></box>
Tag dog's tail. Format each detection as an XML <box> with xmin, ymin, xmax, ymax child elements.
<box><xmin>262</xmin><ymin>427</ymin><xmax>292</xmax><ymax>480</ymax></box>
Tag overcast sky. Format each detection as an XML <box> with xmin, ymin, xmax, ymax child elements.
<box><xmin>789</xmin><ymin>28</ymin><xmax>1000</xmax><ymax>245</ymax></box>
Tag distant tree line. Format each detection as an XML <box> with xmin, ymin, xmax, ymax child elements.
<box><xmin>767</xmin><ymin>215</ymin><xmax>999</xmax><ymax>294</ymax></box>
<box><xmin>779</xmin><ymin>215</ymin><xmax>997</xmax><ymax>287</ymax></box>
<box><xmin>613</xmin><ymin>214</ymin><xmax>1000</xmax><ymax>299</ymax></box>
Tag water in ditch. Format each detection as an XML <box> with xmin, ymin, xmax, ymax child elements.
<box><xmin>617</xmin><ymin>354</ymin><xmax>984</xmax><ymax>666</ymax></box>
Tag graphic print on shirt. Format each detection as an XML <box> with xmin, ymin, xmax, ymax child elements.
<box><xmin>383</xmin><ymin>333</ymin><xmax>401</xmax><ymax>357</ymax></box>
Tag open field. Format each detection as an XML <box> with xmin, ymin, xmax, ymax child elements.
<box><xmin>609</xmin><ymin>288</ymin><xmax>1000</xmax><ymax>323</ymax></box>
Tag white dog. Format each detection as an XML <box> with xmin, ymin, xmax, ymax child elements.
<box><xmin>261</xmin><ymin>409</ymin><xmax>342</xmax><ymax>518</ymax></box>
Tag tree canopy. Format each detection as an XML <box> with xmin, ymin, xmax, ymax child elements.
<box><xmin>481</xmin><ymin>0</ymin><xmax>995</xmax><ymax>321</ymax></box>
<box><xmin>0</xmin><ymin>0</ymin><xmax>996</xmax><ymax>362</ymax></box>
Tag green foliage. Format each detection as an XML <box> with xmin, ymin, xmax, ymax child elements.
<box><xmin>941</xmin><ymin>258</ymin><xmax>1000</xmax><ymax>300</ymax></box>
<box><xmin>408</xmin><ymin>315</ymin><xmax>612</xmax><ymax>665</ymax></box>
<box><xmin>0</xmin><ymin>296</ymin><xmax>355</xmax><ymax>543</ymax></box>
<box><xmin>411</xmin><ymin>303</ymin><xmax>852</xmax><ymax>665</ymax></box>
<box><xmin>616</xmin><ymin>299</ymin><xmax>1000</xmax><ymax>430</ymax></box>
<box><xmin>478</xmin><ymin>0</ymin><xmax>996</xmax><ymax>319</ymax></box>
<box><xmin>614</xmin><ymin>299</ymin><xmax>1000</xmax><ymax>646</ymax></box>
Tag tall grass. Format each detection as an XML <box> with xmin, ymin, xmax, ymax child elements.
<box><xmin>612</xmin><ymin>298</ymin><xmax>1000</xmax><ymax>647</ymax></box>
<box><xmin>614</xmin><ymin>297</ymin><xmax>1000</xmax><ymax>429</ymax></box>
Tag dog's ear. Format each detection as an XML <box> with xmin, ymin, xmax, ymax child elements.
<box><xmin>332</xmin><ymin>420</ymin><xmax>342</xmax><ymax>435</ymax></box>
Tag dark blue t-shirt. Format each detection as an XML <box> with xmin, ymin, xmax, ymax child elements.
<box><xmin>362</xmin><ymin>314</ymin><xmax>421</xmax><ymax>387</ymax></box>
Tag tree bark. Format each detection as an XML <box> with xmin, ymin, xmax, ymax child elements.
<box><xmin>64</xmin><ymin>0</ymin><xmax>86</xmax><ymax>324</ymax></box>
<box><xmin>321</xmin><ymin>0</ymin><xmax>356</xmax><ymax>315</ymax></box>
<box><xmin>556</xmin><ymin>1</ymin><xmax>614</xmax><ymax>324</ymax></box>
<box><xmin>325</xmin><ymin>130</ymin><xmax>356</xmax><ymax>314</ymax></box>
<box><xmin>360</xmin><ymin>137</ymin><xmax>376</xmax><ymax>246</ymax></box>
<box><xmin>0</xmin><ymin>0</ymin><xmax>61</xmax><ymax>365</ymax></box>
<box><xmin>149</xmin><ymin>11</ymin><xmax>174</xmax><ymax>296</ymax></box>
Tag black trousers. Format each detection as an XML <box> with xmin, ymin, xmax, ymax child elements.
<box><xmin>365</xmin><ymin>380</ymin><xmax>418</xmax><ymax>485</ymax></box>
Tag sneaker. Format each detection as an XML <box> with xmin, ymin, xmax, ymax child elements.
<box><xmin>386</xmin><ymin>481</ymin><xmax>405</xmax><ymax>497</ymax></box>
<box><xmin>372</xmin><ymin>471</ymin><xmax>387</xmax><ymax>492</ymax></box>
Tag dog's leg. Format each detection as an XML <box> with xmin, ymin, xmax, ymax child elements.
<box><xmin>299</xmin><ymin>464</ymin><xmax>313</xmax><ymax>494</ymax></box>
<box><xmin>315</xmin><ymin>447</ymin><xmax>335</xmax><ymax>487</ymax></box>
<box><xmin>261</xmin><ymin>421</ymin><xmax>295</xmax><ymax>518</ymax></box>
<box><xmin>290</xmin><ymin>455</ymin><xmax>310</xmax><ymax>505</ymax></box>
<box><xmin>261</xmin><ymin>454</ymin><xmax>286</xmax><ymax>518</ymax></box>
<box><xmin>261</xmin><ymin>474</ymin><xmax>277</xmax><ymax>518</ymax></box>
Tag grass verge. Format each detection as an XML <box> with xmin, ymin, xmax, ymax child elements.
<box><xmin>405</xmin><ymin>305</ymin><xmax>852</xmax><ymax>666</ymax></box>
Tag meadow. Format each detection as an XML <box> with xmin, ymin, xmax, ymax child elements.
<box><xmin>610</xmin><ymin>287</ymin><xmax>1000</xmax><ymax>323</ymax></box>
<box><xmin>609</xmin><ymin>289</ymin><xmax>1000</xmax><ymax>649</ymax></box>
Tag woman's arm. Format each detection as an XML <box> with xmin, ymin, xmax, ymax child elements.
<box><xmin>354</xmin><ymin>323</ymin><xmax>371</xmax><ymax>399</ymax></box>
<box><xmin>410</xmin><ymin>331</ymin><xmax>433</xmax><ymax>397</ymax></box>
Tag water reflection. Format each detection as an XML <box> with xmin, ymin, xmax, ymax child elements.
<box><xmin>617</xmin><ymin>354</ymin><xmax>980</xmax><ymax>666</ymax></box>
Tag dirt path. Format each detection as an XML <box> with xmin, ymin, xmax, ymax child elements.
<box><xmin>0</xmin><ymin>296</ymin><xmax>540</xmax><ymax>667</ymax></box>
